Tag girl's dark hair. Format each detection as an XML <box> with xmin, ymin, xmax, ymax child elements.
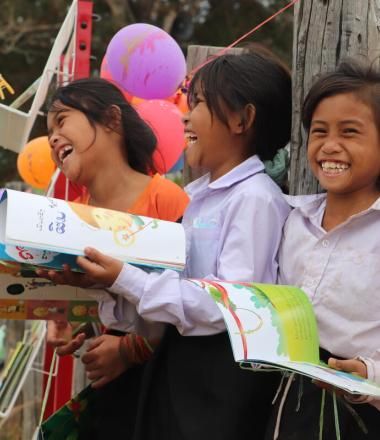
<box><xmin>188</xmin><ymin>50</ymin><xmax>292</xmax><ymax>161</ymax></box>
<box><xmin>48</xmin><ymin>77</ymin><xmax>157</xmax><ymax>174</ymax></box>
<box><xmin>303</xmin><ymin>59</ymin><xmax>380</xmax><ymax>132</ymax></box>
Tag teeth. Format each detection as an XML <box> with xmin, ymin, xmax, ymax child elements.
<box><xmin>185</xmin><ymin>133</ymin><xmax>197</xmax><ymax>145</ymax></box>
<box><xmin>58</xmin><ymin>145</ymin><xmax>73</xmax><ymax>163</ymax></box>
<box><xmin>321</xmin><ymin>161</ymin><xmax>349</xmax><ymax>171</ymax></box>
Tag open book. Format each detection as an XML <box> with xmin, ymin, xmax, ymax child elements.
<box><xmin>192</xmin><ymin>279</ymin><xmax>380</xmax><ymax>397</ymax></box>
<box><xmin>0</xmin><ymin>189</ymin><xmax>185</xmax><ymax>272</ymax></box>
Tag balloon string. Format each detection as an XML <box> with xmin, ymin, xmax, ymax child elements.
<box><xmin>189</xmin><ymin>0</ymin><xmax>300</xmax><ymax>76</ymax></box>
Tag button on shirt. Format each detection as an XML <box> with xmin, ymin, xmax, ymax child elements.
<box><xmin>279</xmin><ymin>194</ymin><xmax>380</xmax><ymax>409</ymax></box>
<box><xmin>98</xmin><ymin>156</ymin><xmax>290</xmax><ymax>337</ymax></box>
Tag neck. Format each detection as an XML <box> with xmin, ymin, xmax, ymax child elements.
<box><xmin>209</xmin><ymin>152</ymin><xmax>251</xmax><ymax>182</ymax></box>
<box><xmin>85</xmin><ymin>162</ymin><xmax>152</xmax><ymax>211</ymax></box>
<box><xmin>323</xmin><ymin>190</ymin><xmax>380</xmax><ymax>231</ymax></box>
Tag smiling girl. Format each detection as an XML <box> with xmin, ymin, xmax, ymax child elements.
<box><xmin>266</xmin><ymin>60</ymin><xmax>380</xmax><ymax>440</ymax></box>
<box><xmin>45</xmin><ymin>77</ymin><xmax>189</xmax><ymax>439</ymax></box>
<box><xmin>50</xmin><ymin>49</ymin><xmax>292</xmax><ymax>439</ymax></box>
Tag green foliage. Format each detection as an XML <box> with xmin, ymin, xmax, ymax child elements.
<box><xmin>209</xmin><ymin>286</ymin><xmax>236</xmax><ymax>311</ymax></box>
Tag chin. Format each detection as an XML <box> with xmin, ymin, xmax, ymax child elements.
<box><xmin>185</xmin><ymin>153</ymin><xmax>201</xmax><ymax>171</ymax></box>
<box><xmin>62</xmin><ymin>170</ymin><xmax>82</xmax><ymax>186</ymax></box>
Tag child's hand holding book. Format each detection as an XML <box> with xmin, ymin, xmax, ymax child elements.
<box><xmin>36</xmin><ymin>247</ymin><xmax>123</xmax><ymax>289</ymax></box>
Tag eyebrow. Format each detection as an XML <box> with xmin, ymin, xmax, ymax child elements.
<box><xmin>311</xmin><ymin>119</ymin><xmax>364</xmax><ymax>126</ymax></box>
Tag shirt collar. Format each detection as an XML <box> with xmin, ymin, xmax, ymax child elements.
<box><xmin>186</xmin><ymin>156</ymin><xmax>265</xmax><ymax>198</ymax></box>
<box><xmin>285</xmin><ymin>193</ymin><xmax>380</xmax><ymax>219</ymax></box>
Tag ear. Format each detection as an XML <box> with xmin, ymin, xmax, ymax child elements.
<box><xmin>105</xmin><ymin>105</ymin><xmax>122</xmax><ymax>132</ymax></box>
<box><xmin>230</xmin><ymin>104</ymin><xmax>256</xmax><ymax>134</ymax></box>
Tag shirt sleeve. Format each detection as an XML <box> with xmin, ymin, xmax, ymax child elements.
<box><xmin>102</xmin><ymin>190</ymin><xmax>289</xmax><ymax>336</ymax></box>
<box><xmin>357</xmin><ymin>353</ymin><xmax>380</xmax><ymax>408</ymax></box>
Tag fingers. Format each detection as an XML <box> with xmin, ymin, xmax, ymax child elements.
<box><xmin>77</xmin><ymin>248</ymin><xmax>123</xmax><ymax>286</ymax></box>
<box><xmin>76</xmin><ymin>256</ymin><xmax>103</xmax><ymax>278</ymax></box>
<box><xmin>328</xmin><ymin>357</ymin><xmax>367</xmax><ymax>378</ymax></box>
<box><xmin>35</xmin><ymin>269</ymin><xmax>50</xmax><ymax>279</ymax></box>
<box><xmin>84</xmin><ymin>247</ymin><xmax>110</xmax><ymax>265</ymax></box>
<box><xmin>86</xmin><ymin>335</ymin><xmax>105</xmax><ymax>351</ymax></box>
<box><xmin>91</xmin><ymin>375</ymin><xmax>112</xmax><ymax>389</ymax></box>
<box><xmin>47</xmin><ymin>320</ymin><xmax>73</xmax><ymax>347</ymax></box>
<box><xmin>56</xmin><ymin>333</ymin><xmax>86</xmax><ymax>356</ymax></box>
<box><xmin>82</xmin><ymin>348</ymin><xmax>99</xmax><ymax>365</ymax></box>
<box><xmin>36</xmin><ymin>269</ymin><xmax>64</xmax><ymax>284</ymax></box>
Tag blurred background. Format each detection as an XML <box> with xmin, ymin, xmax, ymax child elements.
<box><xmin>0</xmin><ymin>0</ymin><xmax>293</xmax><ymax>186</ymax></box>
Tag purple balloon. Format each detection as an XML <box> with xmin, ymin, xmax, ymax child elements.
<box><xmin>106</xmin><ymin>23</ymin><xmax>187</xmax><ymax>100</ymax></box>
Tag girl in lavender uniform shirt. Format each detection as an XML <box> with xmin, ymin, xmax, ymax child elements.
<box><xmin>49</xmin><ymin>49</ymin><xmax>291</xmax><ymax>439</ymax></box>
<box><xmin>266</xmin><ymin>60</ymin><xmax>380</xmax><ymax>440</ymax></box>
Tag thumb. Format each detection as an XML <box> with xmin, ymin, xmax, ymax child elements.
<box><xmin>328</xmin><ymin>357</ymin><xmax>366</xmax><ymax>376</ymax></box>
<box><xmin>84</xmin><ymin>247</ymin><xmax>112</xmax><ymax>267</ymax></box>
<box><xmin>328</xmin><ymin>358</ymin><xmax>341</xmax><ymax>370</ymax></box>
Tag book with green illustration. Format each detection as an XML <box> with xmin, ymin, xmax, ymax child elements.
<box><xmin>192</xmin><ymin>279</ymin><xmax>380</xmax><ymax>397</ymax></box>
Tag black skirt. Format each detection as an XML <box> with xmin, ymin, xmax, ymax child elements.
<box><xmin>132</xmin><ymin>325</ymin><xmax>281</xmax><ymax>440</ymax></box>
<box><xmin>265</xmin><ymin>348</ymin><xmax>380</xmax><ymax>440</ymax></box>
<box><xmin>78</xmin><ymin>363</ymin><xmax>146</xmax><ymax>439</ymax></box>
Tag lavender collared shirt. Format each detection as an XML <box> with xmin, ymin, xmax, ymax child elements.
<box><xmin>280</xmin><ymin>194</ymin><xmax>380</xmax><ymax>409</ymax></box>
<box><xmin>96</xmin><ymin>155</ymin><xmax>290</xmax><ymax>337</ymax></box>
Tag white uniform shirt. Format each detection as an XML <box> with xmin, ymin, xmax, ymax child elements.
<box><xmin>279</xmin><ymin>194</ymin><xmax>380</xmax><ymax>409</ymax></box>
<box><xmin>97</xmin><ymin>155</ymin><xmax>290</xmax><ymax>336</ymax></box>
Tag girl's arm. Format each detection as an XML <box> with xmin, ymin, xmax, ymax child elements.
<box><xmin>81</xmin><ymin>190</ymin><xmax>289</xmax><ymax>336</ymax></box>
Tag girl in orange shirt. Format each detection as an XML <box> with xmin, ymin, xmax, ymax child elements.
<box><xmin>44</xmin><ymin>77</ymin><xmax>189</xmax><ymax>438</ymax></box>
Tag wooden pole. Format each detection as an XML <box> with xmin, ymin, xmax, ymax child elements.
<box><xmin>290</xmin><ymin>0</ymin><xmax>380</xmax><ymax>195</ymax></box>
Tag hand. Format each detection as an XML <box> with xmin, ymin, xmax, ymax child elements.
<box><xmin>81</xmin><ymin>335</ymin><xmax>129</xmax><ymax>389</ymax></box>
<box><xmin>36</xmin><ymin>264</ymin><xmax>98</xmax><ymax>288</ymax></box>
<box><xmin>47</xmin><ymin>320</ymin><xmax>86</xmax><ymax>356</ymax></box>
<box><xmin>314</xmin><ymin>357</ymin><xmax>368</xmax><ymax>398</ymax></box>
<box><xmin>76</xmin><ymin>247</ymin><xmax>123</xmax><ymax>287</ymax></box>
<box><xmin>328</xmin><ymin>357</ymin><xmax>367</xmax><ymax>378</ymax></box>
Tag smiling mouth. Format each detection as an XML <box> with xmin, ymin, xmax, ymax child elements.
<box><xmin>58</xmin><ymin>145</ymin><xmax>73</xmax><ymax>164</ymax></box>
<box><xmin>184</xmin><ymin>133</ymin><xmax>198</xmax><ymax>146</ymax></box>
<box><xmin>320</xmin><ymin>160</ymin><xmax>350</xmax><ymax>174</ymax></box>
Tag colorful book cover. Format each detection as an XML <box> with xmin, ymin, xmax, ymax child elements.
<box><xmin>0</xmin><ymin>189</ymin><xmax>185</xmax><ymax>272</ymax></box>
<box><xmin>193</xmin><ymin>279</ymin><xmax>380</xmax><ymax>397</ymax></box>
<box><xmin>0</xmin><ymin>265</ymin><xmax>100</xmax><ymax>322</ymax></box>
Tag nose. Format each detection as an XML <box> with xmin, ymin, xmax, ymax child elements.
<box><xmin>182</xmin><ymin>112</ymin><xmax>190</xmax><ymax>125</ymax></box>
<box><xmin>320</xmin><ymin>136</ymin><xmax>343</xmax><ymax>154</ymax></box>
<box><xmin>49</xmin><ymin>133</ymin><xmax>59</xmax><ymax>148</ymax></box>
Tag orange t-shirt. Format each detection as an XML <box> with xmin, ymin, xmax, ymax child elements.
<box><xmin>78</xmin><ymin>174</ymin><xmax>189</xmax><ymax>221</ymax></box>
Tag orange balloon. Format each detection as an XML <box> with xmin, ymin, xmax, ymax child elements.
<box><xmin>131</xmin><ymin>96</ymin><xmax>145</xmax><ymax>107</ymax></box>
<box><xmin>17</xmin><ymin>136</ymin><xmax>56</xmax><ymax>189</ymax></box>
<box><xmin>167</xmin><ymin>91</ymin><xmax>189</xmax><ymax>114</ymax></box>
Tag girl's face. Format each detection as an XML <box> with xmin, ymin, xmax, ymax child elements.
<box><xmin>47</xmin><ymin>102</ymin><xmax>106</xmax><ymax>184</ymax></box>
<box><xmin>184</xmin><ymin>85</ymin><xmax>248</xmax><ymax>181</ymax></box>
<box><xmin>308</xmin><ymin>92</ymin><xmax>380</xmax><ymax>203</ymax></box>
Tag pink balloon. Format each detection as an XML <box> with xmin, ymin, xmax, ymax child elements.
<box><xmin>136</xmin><ymin>100</ymin><xmax>185</xmax><ymax>174</ymax></box>
<box><xmin>106</xmin><ymin>23</ymin><xmax>186</xmax><ymax>99</ymax></box>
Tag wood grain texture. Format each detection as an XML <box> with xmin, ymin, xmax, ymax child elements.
<box><xmin>290</xmin><ymin>0</ymin><xmax>380</xmax><ymax>195</ymax></box>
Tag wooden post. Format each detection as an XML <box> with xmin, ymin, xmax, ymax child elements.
<box><xmin>183</xmin><ymin>45</ymin><xmax>244</xmax><ymax>185</ymax></box>
<box><xmin>290</xmin><ymin>0</ymin><xmax>380</xmax><ymax>195</ymax></box>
